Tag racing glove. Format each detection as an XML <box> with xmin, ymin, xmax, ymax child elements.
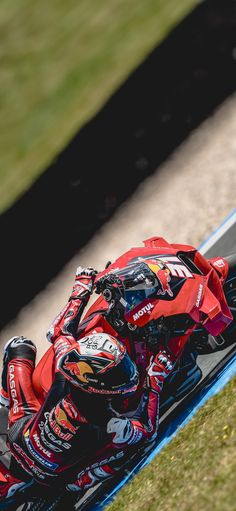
<box><xmin>107</xmin><ymin>350</ymin><xmax>177</xmax><ymax>448</ymax></box>
<box><xmin>70</xmin><ymin>266</ymin><xmax>98</xmax><ymax>301</ymax></box>
<box><xmin>107</xmin><ymin>417</ymin><xmax>144</xmax><ymax>447</ymax></box>
<box><xmin>47</xmin><ymin>266</ymin><xmax>97</xmax><ymax>343</ymax></box>
<box><xmin>145</xmin><ymin>350</ymin><xmax>175</xmax><ymax>394</ymax></box>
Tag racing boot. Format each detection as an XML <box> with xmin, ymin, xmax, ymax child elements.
<box><xmin>0</xmin><ymin>336</ymin><xmax>39</xmax><ymax>424</ymax></box>
<box><xmin>66</xmin><ymin>464</ymin><xmax>116</xmax><ymax>493</ymax></box>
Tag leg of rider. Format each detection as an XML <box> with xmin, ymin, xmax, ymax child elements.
<box><xmin>67</xmin><ymin>463</ymin><xmax>116</xmax><ymax>492</ymax></box>
<box><xmin>0</xmin><ymin>337</ymin><xmax>40</xmax><ymax>501</ymax></box>
<box><xmin>4</xmin><ymin>337</ymin><xmax>41</xmax><ymax>427</ymax></box>
<box><xmin>66</xmin><ymin>441</ymin><xmax>127</xmax><ymax>492</ymax></box>
<box><xmin>7</xmin><ymin>357</ymin><xmax>41</xmax><ymax>427</ymax></box>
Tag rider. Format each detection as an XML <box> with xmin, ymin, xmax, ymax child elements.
<box><xmin>0</xmin><ymin>266</ymin><xmax>176</xmax><ymax>501</ymax></box>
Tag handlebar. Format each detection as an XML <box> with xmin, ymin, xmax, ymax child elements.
<box><xmin>95</xmin><ymin>274</ymin><xmax>123</xmax><ymax>301</ymax></box>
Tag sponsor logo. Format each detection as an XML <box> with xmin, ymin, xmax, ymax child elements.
<box><xmin>13</xmin><ymin>452</ymin><xmax>45</xmax><ymax>480</ymax></box>
<box><xmin>13</xmin><ymin>443</ymin><xmax>47</xmax><ymax>480</ymax></box>
<box><xmin>47</xmin><ymin>407</ymin><xmax>77</xmax><ymax>440</ymax></box>
<box><xmin>144</xmin><ymin>259</ymin><xmax>173</xmax><ymax>297</ymax></box>
<box><xmin>26</xmin><ymin>438</ymin><xmax>58</xmax><ymax>471</ymax></box>
<box><xmin>86</xmin><ymin>386</ymin><xmax>124</xmax><ymax>395</ymax></box>
<box><xmin>8</xmin><ymin>365</ymin><xmax>19</xmax><ymax>414</ymax></box>
<box><xmin>135</xmin><ymin>255</ymin><xmax>193</xmax><ymax>279</ymax></box>
<box><xmin>63</xmin><ymin>359</ymin><xmax>94</xmax><ymax>383</ymax></box>
<box><xmin>133</xmin><ymin>302</ymin><xmax>154</xmax><ymax>321</ymax></box>
<box><xmin>156</xmin><ymin>268</ymin><xmax>173</xmax><ymax>297</ymax></box>
<box><xmin>31</xmin><ymin>432</ymin><xmax>52</xmax><ymax>458</ymax></box>
<box><xmin>54</xmin><ymin>403</ymin><xmax>79</xmax><ymax>434</ymax></box>
<box><xmin>151</xmin><ymin>256</ymin><xmax>193</xmax><ymax>279</ymax></box>
<box><xmin>37</xmin><ymin>427</ymin><xmax>63</xmax><ymax>453</ymax></box>
<box><xmin>196</xmin><ymin>283</ymin><xmax>204</xmax><ymax>307</ymax></box>
<box><xmin>39</xmin><ymin>418</ymin><xmax>72</xmax><ymax>448</ymax></box>
<box><xmin>75</xmin><ymin>451</ymin><xmax>124</xmax><ymax>479</ymax></box>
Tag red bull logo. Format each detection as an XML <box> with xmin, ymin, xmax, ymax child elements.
<box><xmin>156</xmin><ymin>268</ymin><xmax>173</xmax><ymax>297</ymax></box>
<box><xmin>54</xmin><ymin>404</ymin><xmax>79</xmax><ymax>434</ymax></box>
<box><xmin>147</xmin><ymin>260</ymin><xmax>173</xmax><ymax>297</ymax></box>
<box><xmin>63</xmin><ymin>360</ymin><xmax>94</xmax><ymax>383</ymax></box>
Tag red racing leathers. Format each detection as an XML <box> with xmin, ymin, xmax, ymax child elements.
<box><xmin>6</xmin><ymin>267</ymin><xmax>177</xmax><ymax>491</ymax></box>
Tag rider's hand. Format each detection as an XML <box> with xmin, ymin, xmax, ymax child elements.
<box><xmin>75</xmin><ymin>266</ymin><xmax>98</xmax><ymax>279</ymax></box>
<box><xmin>145</xmin><ymin>351</ymin><xmax>175</xmax><ymax>394</ymax></box>
<box><xmin>107</xmin><ymin>417</ymin><xmax>144</xmax><ymax>447</ymax></box>
<box><xmin>70</xmin><ymin>266</ymin><xmax>98</xmax><ymax>301</ymax></box>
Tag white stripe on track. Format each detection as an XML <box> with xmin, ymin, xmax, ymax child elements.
<box><xmin>199</xmin><ymin>208</ymin><xmax>236</xmax><ymax>255</ymax></box>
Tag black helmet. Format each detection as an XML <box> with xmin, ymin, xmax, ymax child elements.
<box><xmin>57</xmin><ymin>332</ymin><xmax>139</xmax><ymax>396</ymax></box>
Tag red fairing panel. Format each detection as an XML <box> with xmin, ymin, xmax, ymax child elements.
<box><xmin>90</xmin><ymin>239</ymin><xmax>232</xmax><ymax>333</ymax></box>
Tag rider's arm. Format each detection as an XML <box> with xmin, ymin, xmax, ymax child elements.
<box><xmin>46</xmin><ymin>266</ymin><xmax>97</xmax><ymax>345</ymax></box>
<box><xmin>107</xmin><ymin>349</ymin><xmax>176</xmax><ymax>447</ymax></box>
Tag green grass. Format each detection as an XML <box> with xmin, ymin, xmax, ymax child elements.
<box><xmin>0</xmin><ymin>0</ymin><xmax>199</xmax><ymax>214</ymax></box>
<box><xmin>107</xmin><ymin>376</ymin><xmax>236</xmax><ymax>511</ymax></box>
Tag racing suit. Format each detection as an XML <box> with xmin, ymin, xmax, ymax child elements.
<box><xmin>3</xmin><ymin>267</ymin><xmax>177</xmax><ymax>495</ymax></box>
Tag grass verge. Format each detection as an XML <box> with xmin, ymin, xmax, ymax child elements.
<box><xmin>0</xmin><ymin>0</ymin><xmax>199</xmax><ymax>213</ymax></box>
<box><xmin>107</xmin><ymin>375</ymin><xmax>236</xmax><ymax>511</ymax></box>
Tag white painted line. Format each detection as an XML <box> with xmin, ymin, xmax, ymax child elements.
<box><xmin>199</xmin><ymin>208</ymin><xmax>236</xmax><ymax>255</ymax></box>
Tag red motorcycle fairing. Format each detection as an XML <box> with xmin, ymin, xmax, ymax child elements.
<box><xmin>32</xmin><ymin>237</ymin><xmax>232</xmax><ymax>404</ymax></box>
<box><xmin>92</xmin><ymin>237</ymin><xmax>232</xmax><ymax>329</ymax></box>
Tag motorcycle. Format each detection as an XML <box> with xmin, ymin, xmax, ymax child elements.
<box><xmin>0</xmin><ymin>236</ymin><xmax>236</xmax><ymax>510</ymax></box>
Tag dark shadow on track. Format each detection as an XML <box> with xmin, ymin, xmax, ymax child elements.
<box><xmin>1</xmin><ymin>0</ymin><xmax>236</xmax><ymax>329</ymax></box>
